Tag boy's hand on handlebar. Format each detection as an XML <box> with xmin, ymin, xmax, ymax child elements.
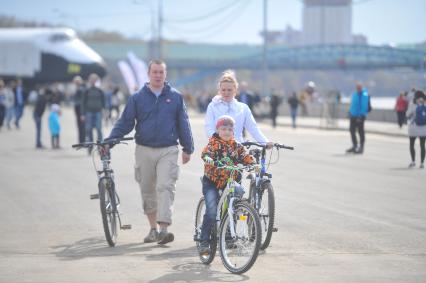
<box><xmin>266</xmin><ymin>142</ymin><xmax>274</xmax><ymax>149</ymax></box>
<box><xmin>204</xmin><ymin>156</ymin><xmax>214</xmax><ymax>165</ymax></box>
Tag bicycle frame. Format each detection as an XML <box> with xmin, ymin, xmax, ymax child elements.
<box><xmin>72</xmin><ymin>137</ymin><xmax>133</xmax><ymax>246</ymax></box>
<box><xmin>216</xmin><ymin>177</ymin><xmax>240</xmax><ymax>239</ymax></box>
<box><xmin>249</xmin><ymin>147</ymin><xmax>271</xmax><ymax>209</ymax></box>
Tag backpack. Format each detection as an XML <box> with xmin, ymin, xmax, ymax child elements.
<box><xmin>415</xmin><ymin>104</ymin><xmax>426</xmax><ymax>126</ymax></box>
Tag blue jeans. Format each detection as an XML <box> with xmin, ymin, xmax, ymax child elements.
<box><xmin>200</xmin><ymin>177</ymin><xmax>219</xmax><ymax>242</ymax></box>
<box><xmin>85</xmin><ymin>111</ymin><xmax>103</xmax><ymax>142</ymax></box>
<box><xmin>290</xmin><ymin>108</ymin><xmax>298</xmax><ymax>128</ymax></box>
<box><xmin>14</xmin><ymin>105</ymin><xmax>24</xmax><ymax>128</ymax></box>
<box><xmin>200</xmin><ymin>177</ymin><xmax>245</xmax><ymax>242</ymax></box>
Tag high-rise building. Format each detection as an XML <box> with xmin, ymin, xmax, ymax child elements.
<box><xmin>302</xmin><ymin>0</ymin><xmax>352</xmax><ymax>45</ymax></box>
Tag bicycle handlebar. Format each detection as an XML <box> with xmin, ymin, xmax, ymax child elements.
<box><xmin>242</xmin><ymin>141</ymin><xmax>294</xmax><ymax>150</ymax></box>
<box><xmin>205</xmin><ymin>157</ymin><xmax>257</xmax><ymax>172</ymax></box>
<box><xmin>72</xmin><ymin>137</ymin><xmax>134</xmax><ymax>149</ymax></box>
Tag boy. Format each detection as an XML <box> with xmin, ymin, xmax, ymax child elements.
<box><xmin>48</xmin><ymin>104</ymin><xmax>61</xmax><ymax>149</ymax></box>
<box><xmin>199</xmin><ymin>115</ymin><xmax>254</xmax><ymax>256</ymax></box>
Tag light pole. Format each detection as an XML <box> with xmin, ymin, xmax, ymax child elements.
<box><xmin>157</xmin><ymin>0</ymin><xmax>163</xmax><ymax>59</ymax></box>
<box><xmin>262</xmin><ymin>0</ymin><xmax>269</xmax><ymax>97</ymax></box>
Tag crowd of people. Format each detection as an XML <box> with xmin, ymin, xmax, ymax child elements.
<box><xmin>0</xmin><ymin>75</ymin><xmax>125</xmax><ymax>150</ymax></box>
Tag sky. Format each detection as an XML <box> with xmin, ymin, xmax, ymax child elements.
<box><xmin>2</xmin><ymin>0</ymin><xmax>426</xmax><ymax>45</ymax></box>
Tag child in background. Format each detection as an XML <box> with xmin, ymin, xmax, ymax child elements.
<box><xmin>49</xmin><ymin>104</ymin><xmax>61</xmax><ymax>149</ymax></box>
<box><xmin>199</xmin><ymin>115</ymin><xmax>254</xmax><ymax>256</ymax></box>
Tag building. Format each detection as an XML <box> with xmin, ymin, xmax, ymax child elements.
<box><xmin>302</xmin><ymin>0</ymin><xmax>353</xmax><ymax>45</ymax></box>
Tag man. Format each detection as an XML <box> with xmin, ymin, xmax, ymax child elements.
<box><xmin>13</xmin><ymin>79</ymin><xmax>27</xmax><ymax>129</ymax></box>
<box><xmin>236</xmin><ymin>81</ymin><xmax>254</xmax><ymax>112</ymax></box>
<box><xmin>72</xmin><ymin>76</ymin><xmax>86</xmax><ymax>143</ymax></box>
<box><xmin>81</xmin><ymin>73</ymin><xmax>105</xmax><ymax>147</ymax></box>
<box><xmin>346</xmin><ymin>83</ymin><xmax>370</xmax><ymax>154</ymax></box>
<box><xmin>106</xmin><ymin>59</ymin><xmax>194</xmax><ymax>245</ymax></box>
<box><xmin>269</xmin><ymin>90</ymin><xmax>282</xmax><ymax>128</ymax></box>
<box><xmin>33</xmin><ymin>86</ymin><xmax>48</xmax><ymax>148</ymax></box>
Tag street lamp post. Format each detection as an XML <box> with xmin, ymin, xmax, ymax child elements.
<box><xmin>262</xmin><ymin>0</ymin><xmax>269</xmax><ymax>97</ymax></box>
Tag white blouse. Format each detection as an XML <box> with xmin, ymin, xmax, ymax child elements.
<box><xmin>204</xmin><ymin>95</ymin><xmax>268</xmax><ymax>143</ymax></box>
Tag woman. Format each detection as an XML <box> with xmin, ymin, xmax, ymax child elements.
<box><xmin>394</xmin><ymin>91</ymin><xmax>408</xmax><ymax>128</ymax></box>
<box><xmin>204</xmin><ymin>70</ymin><xmax>272</xmax><ymax>147</ymax></box>
<box><xmin>406</xmin><ymin>90</ymin><xmax>426</xmax><ymax>168</ymax></box>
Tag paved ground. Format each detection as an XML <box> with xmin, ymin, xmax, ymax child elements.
<box><xmin>0</xmin><ymin>107</ymin><xmax>425</xmax><ymax>283</ymax></box>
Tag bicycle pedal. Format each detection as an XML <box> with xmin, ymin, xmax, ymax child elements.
<box><xmin>272</xmin><ymin>227</ymin><xmax>278</xmax><ymax>232</ymax></box>
<box><xmin>121</xmin><ymin>224</ymin><xmax>132</xmax><ymax>230</ymax></box>
<box><xmin>90</xmin><ymin>193</ymin><xmax>99</xmax><ymax>199</ymax></box>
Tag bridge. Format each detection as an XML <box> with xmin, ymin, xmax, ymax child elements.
<box><xmin>168</xmin><ymin>44</ymin><xmax>426</xmax><ymax>70</ymax></box>
<box><xmin>167</xmin><ymin>44</ymin><xmax>426</xmax><ymax>86</ymax></box>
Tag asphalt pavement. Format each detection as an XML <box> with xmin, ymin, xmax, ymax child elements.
<box><xmin>0</xmin><ymin>106</ymin><xmax>425</xmax><ymax>283</ymax></box>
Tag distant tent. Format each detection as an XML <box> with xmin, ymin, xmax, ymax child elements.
<box><xmin>117</xmin><ymin>52</ymin><xmax>148</xmax><ymax>94</ymax></box>
<box><xmin>127</xmin><ymin>52</ymin><xmax>148</xmax><ymax>88</ymax></box>
<box><xmin>117</xmin><ymin>60</ymin><xmax>137</xmax><ymax>94</ymax></box>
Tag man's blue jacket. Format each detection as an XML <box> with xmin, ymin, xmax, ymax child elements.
<box><xmin>349</xmin><ymin>90</ymin><xmax>369</xmax><ymax>117</ymax></box>
<box><xmin>108</xmin><ymin>82</ymin><xmax>194</xmax><ymax>154</ymax></box>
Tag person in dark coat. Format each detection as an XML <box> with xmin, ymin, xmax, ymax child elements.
<box><xmin>33</xmin><ymin>86</ymin><xmax>48</xmax><ymax>148</ymax></box>
<box><xmin>72</xmin><ymin>76</ymin><xmax>86</xmax><ymax>143</ymax></box>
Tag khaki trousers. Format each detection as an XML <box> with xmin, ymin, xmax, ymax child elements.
<box><xmin>134</xmin><ymin>144</ymin><xmax>180</xmax><ymax>225</ymax></box>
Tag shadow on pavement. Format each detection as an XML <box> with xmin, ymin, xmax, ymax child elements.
<box><xmin>51</xmin><ymin>237</ymin><xmax>174</xmax><ymax>260</ymax></box>
<box><xmin>149</xmin><ymin>262</ymin><xmax>249</xmax><ymax>283</ymax></box>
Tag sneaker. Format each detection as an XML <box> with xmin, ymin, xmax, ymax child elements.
<box><xmin>143</xmin><ymin>228</ymin><xmax>158</xmax><ymax>243</ymax></box>
<box><xmin>198</xmin><ymin>241</ymin><xmax>211</xmax><ymax>256</ymax></box>
<box><xmin>408</xmin><ymin>162</ymin><xmax>416</xmax><ymax>168</ymax></box>
<box><xmin>420</xmin><ymin>163</ymin><xmax>424</xmax><ymax>169</ymax></box>
<box><xmin>354</xmin><ymin>146</ymin><xmax>364</xmax><ymax>154</ymax></box>
<box><xmin>346</xmin><ymin>147</ymin><xmax>356</xmax><ymax>153</ymax></box>
<box><xmin>157</xmin><ymin>230</ymin><xmax>174</xmax><ymax>245</ymax></box>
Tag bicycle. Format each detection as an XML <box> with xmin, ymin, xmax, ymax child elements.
<box><xmin>242</xmin><ymin>141</ymin><xmax>294</xmax><ymax>250</ymax></box>
<box><xmin>193</xmin><ymin>158</ymin><xmax>261</xmax><ymax>274</ymax></box>
<box><xmin>72</xmin><ymin>137</ymin><xmax>133</xmax><ymax>247</ymax></box>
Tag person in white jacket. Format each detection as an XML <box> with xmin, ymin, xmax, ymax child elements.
<box><xmin>205</xmin><ymin>70</ymin><xmax>273</xmax><ymax>148</ymax></box>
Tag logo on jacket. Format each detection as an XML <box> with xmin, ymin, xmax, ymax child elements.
<box><xmin>166</xmin><ymin>98</ymin><xmax>171</xmax><ymax>103</ymax></box>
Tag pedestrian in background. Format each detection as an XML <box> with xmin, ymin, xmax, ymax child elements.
<box><xmin>346</xmin><ymin>83</ymin><xmax>370</xmax><ymax>154</ymax></box>
<box><xmin>2</xmin><ymin>80</ymin><xmax>15</xmax><ymax>130</ymax></box>
<box><xmin>0</xmin><ymin>79</ymin><xmax>7</xmax><ymax>130</ymax></box>
<box><xmin>236</xmin><ymin>81</ymin><xmax>255</xmax><ymax>112</ymax></box>
<box><xmin>81</xmin><ymin>73</ymin><xmax>105</xmax><ymax>150</ymax></box>
<box><xmin>287</xmin><ymin>92</ymin><xmax>299</xmax><ymax>128</ymax></box>
<box><xmin>395</xmin><ymin>91</ymin><xmax>408</xmax><ymax>128</ymax></box>
<box><xmin>72</xmin><ymin>76</ymin><xmax>86</xmax><ymax>143</ymax></box>
<box><xmin>12</xmin><ymin>79</ymin><xmax>27</xmax><ymax>129</ymax></box>
<box><xmin>270</xmin><ymin>90</ymin><xmax>282</xmax><ymax>128</ymax></box>
<box><xmin>33</xmin><ymin>86</ymin><xmax>48</xmax><ymax>148</ymax></box>
<box><xmin>48</xmin><ymin>104</ymin><xmax>61</xmax><ymax>149</ymax></box>
<box><xmin>406</xmin><ymin>90</ymin><xmax>426</xmax><ymax>169</ymax></box>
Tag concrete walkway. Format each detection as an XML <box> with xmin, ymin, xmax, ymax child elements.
<box><xmin>262</xmin><ymin>115</ymin><xmax>408</xmax><ymax>138</ymax></box>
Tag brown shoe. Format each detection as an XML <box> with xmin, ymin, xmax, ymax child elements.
<box><xmin>143</xmin><ymin>229</ymin><xmax>158</xmax><ymax>243</ymax></box>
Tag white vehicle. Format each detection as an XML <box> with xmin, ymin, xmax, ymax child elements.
<box><xmin>0</xmin><ymin>27</ymin><xmax>106</xmax><ymax>85</ymax></box>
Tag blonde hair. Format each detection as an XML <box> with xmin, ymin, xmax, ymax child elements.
<box><xmin>218</xmin><ymin>69</ymin><xmax>238</xmax><ymax>90</ymax></box>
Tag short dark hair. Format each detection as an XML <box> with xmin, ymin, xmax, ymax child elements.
<box><xmin>148</xmin><ymin>59</ymin><xmax>167</xmax><ymax>73</ymax></box>
<box><xmin>414</xmin><ymin>90</ymin><xmax>425</xmax><ymax>103</ymax></box>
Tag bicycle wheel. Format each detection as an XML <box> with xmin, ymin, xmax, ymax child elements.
<box><xmin>251</xmin><ymin>181</ymin><xmax>275</xmax><ymax>250</ymax></box>
<box><xmin>195</xmin><ymin>197</ymin><xmax>217</xmax><ymax>264</ymax></box>
<box><xmin>99</xmin><ymin>177</ymin><xmax>119</xmax><ymax>247</ymax></box>
<box><xmin>219</xmin><ymin>201</ymin><xmax>261</xmax><ymax>274</ymax></box>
